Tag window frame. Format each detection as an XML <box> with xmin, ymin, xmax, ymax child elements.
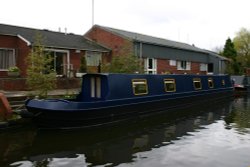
<box><xmin>208</xmin><ymin>78</ymin><xmax>214</xmax><ymax>88</ymax></box>
<box><xmin>200</xmin><ymin>63</ymin><xmax>208</xmax><ymax>72</ymax></box>
<box><xmin>45</xmin><ymin>49</ymin><xmax>70</xmax><ymax>77</ymax></box>
<box><xmin>169</xmin><ymin>60</ymin><xmax>176</xmax><ymax>66</ymax></box>
<box><xmin>222</xmin><ymin>79</ymin><xmax>225</xmax><ymax>86</ymax></box>
<box><xmin>86</xmin><ymin>51</ymin><xmax>102</xmax><ymax>66</ymax></box>
<box><xmin>0</xmin><ymin>48</ymin><xmax>16</xmax><ymax>71</ymax></box>
<box><xmin>132</xmin><ymin>79</ymin><xmax>148</xmax><ymax>96</ymax></box>
<box><xmin>144</xmin><ymin>58</ymin><xmax>157</xmax><ymax>74</ymax></box>
<box><xmin>164</xmin><ymin>79</ymin><xmax>176</xmax><ymax>92</ymax></box>
<box><xmin>193</xmin><ymin>78</ymin><xmax>202</xmax><ymax>90</ymax></box>
<box><xmin>177</xmin><ymin>61</ymin><xmax>191</xmax><ymax>71</ymax></box>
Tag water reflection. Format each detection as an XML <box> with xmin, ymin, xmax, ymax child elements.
<box><xmin>1</xmin><ymin>97</ymin><xmax>250</xmax><ymax>167</ymax></box>
<box><xmin>224</xmin><ymin>96</ymin><xmax>250</xmax><ymax>134</ymax></box>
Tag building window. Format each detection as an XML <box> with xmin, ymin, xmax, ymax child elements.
<box><xmin>86</xmin><ymin>51</ymin><xmax>102</xmax><ymax>66</ymax></box>
<box><xmin>200</xmin><ymin>63</ymin><xmax>207</xmax><ymax>72</ymax></box>
<box><xmin>169</xmin><ymin>60</ymin><xmax>176</xmax><ymax>66</ymax></box>
<box><xmin>164</xmin><ymin>79</ymin><xmax>176</xmax><ymax>92</ymax></box>
<box><xmin>208</xmin><ymin>63</ymin><xmax>214</xmax><ymax>74</ymax></box>
<box><xmin>177</xmin><ymin>61</ymin><xmax>191</xmax><ymax>70</ymax></box>
<box><xmin>45</xmin><ymin>50</ymin><xmax>69</xmax><ymax>76</ymax></box>
<box><xmin>144</xmin><ymin>58</ymin><xmax>157</xmax><ymax>74</ymax></box>
<box><xmin>0</xmin><ymin>48</ymin><xmax>16</xmax><ymax>70</ymax></box>
<box><xmin>193</xmin><ymin>78</ymin><xmax>202</xmax><ymax>90</ymax></box>
<box><xmin>132</xmin><ymin>79</ymin><xmax>148</xmax><ymax>95</ymax></box>
<box><xmin>208</xmin><ymin>78</ymin><xmax>214</xmax><ymax>88</ymax></box>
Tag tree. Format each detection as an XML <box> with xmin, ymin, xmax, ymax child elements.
<box><xmin>222</xmin><ymin>38</ymin><xmax>241</xmax><ymax>74</ymax></box>
<box><xmin>79</xmin><ymin>55</ymin><xmax>87</xmax><ymax>73</ymax></box>
<box><xmin>223</xmin><ymin>38</ymin><xmax>237</xmax><ymax>60</ymax></box>
<box><xmin>102</xmin><ymin>42</ymin><xmax>143</xmax><ymax>73</ymax></box>
<box><xmin>233</xmin><ymin>28</ymin><xmax>250</xmax><ymax>68</ymax></box>
<box><xmin>102</xmin><ymin>54</ymin><xmax>142</xmax><ymax>73</ymax></box>
<box><xmin>26</xmin><ymin>33</ymin><xmax>57</xmax><ymax>98</ymax></box>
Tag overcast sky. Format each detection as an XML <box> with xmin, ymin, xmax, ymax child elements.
<box><xmin>1</xmin><ymin>0</ymin><xmax>249</xmax><ymax>51</ymax></box>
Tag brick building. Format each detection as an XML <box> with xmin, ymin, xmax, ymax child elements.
<box><xmin>85</xmin><ymin>25</ymin><xmax>228</xmax><ymax>75</ymax></box>
<box><xmin>0</xmin><ymin>24</ymin><xmax>110</xmax><ymax>90</ymax></box>
<box><xmin>0</xmin><ymin>23</ymin><xmax>229</xmax><ymax>91</ymax></box>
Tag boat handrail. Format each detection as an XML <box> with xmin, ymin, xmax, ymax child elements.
<box><xmin>47</xmin><ymin>99</ymin><xmax>70</xmax><ymax>103</ymax></box>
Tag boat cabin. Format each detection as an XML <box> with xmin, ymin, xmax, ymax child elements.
<box><xmin>77</xmin><ymin>73</ymin><xmax>232</xmax><ymax>102</ymax></box>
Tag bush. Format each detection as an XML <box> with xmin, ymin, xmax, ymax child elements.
<box><xmin>101</xmin><ymin>42</ymin><xmax>143</xmax><ymax>74</ymax></box>
<box><xmin>26</xmin><ymin>32</ymin><xmax>57</xmax><ymax>98</ymax></box>
<box><xmin>8</xmin><ymin>66</ymin><xmax>19</xmax><ymax>72</ymax></box>
<box><xmin>79</xmin><ymin>56</ymin><xmax>87</xmax><ymax>73</ymax></box>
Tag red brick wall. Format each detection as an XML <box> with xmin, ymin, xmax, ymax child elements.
<box><xmin>0</xmin><ymin>35</ymin><xmax>31</xmax><ymax>77</ymax></box>
<box><xmin>157</xmin><ymin>59</ymin><xmax>176</xmax><ymax>74</ymax></box>
<box><xmin>0</xmin><ymin>35</ymin><xmax>17</xmax><ymax>77</ymax></box>
<box><xmin>69</xmin><ymin>50</ymin><xmax>84</xmax><ymax>74</ymax></box>
<box><xmin>85</xmin><ymin>26</ymin><xmax>132</xmax><ymax>58</ymax></box>
<box><xmin>157</xmin><ymin>59</ymin><xmax>207</xmax><ymax>74</ymax></box>
<box><xmin>0</xmin><ymin>78</ymin><xmax>27</xmax><ymax>90</ymax></box>
<box><xmin>16</xmin><ymin>37</ymin><xmax>31</xmax><ymax>77</ymax></box>
<box><xmin>191</xmin><ymin>62</ymin><xmax>202</xmax><ymax>74</ymax></box>
<box><xmin>0</xmin><ymin>35</ymin><xmax>18</xmax><ymax>47</ymax></box>
<box><xmin>0</xmin><ymin>78</ymin><xmax>81</xmax><ymax>91</ymax></box>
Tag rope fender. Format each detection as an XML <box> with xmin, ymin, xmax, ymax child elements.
<box><xmin>0</xmin><ymin>93</ymin><xmax>13</xmax><ymax>120</ymax></box>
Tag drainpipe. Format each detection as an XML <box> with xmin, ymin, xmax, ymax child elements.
<box><xmin>140</xmin><ymin>42</ymin><xmax>142</xmax><ymax>59</ymax></box>
<box><xmin>219</xmin><ymin>60</ymin><xmax>222</xmax><ymax>74</ymax></box>
<box><xmin>140</xmin><ymin>42</ymin><xmax>143</xmax><ymax>72</ymax></box>
<box><xmin>66</xmin><ymin>50</ymin><xmax>70</xmax><ymax>77</ymax></box>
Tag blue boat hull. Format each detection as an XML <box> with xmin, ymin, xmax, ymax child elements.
<box><xmin>25</xmin><ymin>89</ymin><xmax>233</xmax><ymax>129</ymax></box>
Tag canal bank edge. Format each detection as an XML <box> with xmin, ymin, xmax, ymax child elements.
<box><xmin>1</xmin><ymin>88</ymin><xmax>80</xmax><ymax>99</ymax></box>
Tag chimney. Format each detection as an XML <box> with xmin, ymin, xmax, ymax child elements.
<box><xmin>64</xmin><ymin>28</ymin><xmax>67</xmax><ymax>35</ymax></box>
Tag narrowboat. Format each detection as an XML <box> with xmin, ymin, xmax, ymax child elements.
<box><xmin>25</xmin><ymin>73</ymin><xmax>233</xmax><ymax>128</ymax></box>
<box><xmin>231</xmin><ymin>75</ymin><xmax>250</xmax><ymax>92</ymax></box>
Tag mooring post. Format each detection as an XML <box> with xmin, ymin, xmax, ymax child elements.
<box><xmin>0</xmin><ymin>93</ymin><xmax>13</xmax><ymax>120</ymax></box>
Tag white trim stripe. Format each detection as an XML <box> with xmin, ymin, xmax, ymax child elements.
<box><xmin>17</xmin><ymin>34</ymin><xmax>31</xmax><ymax>46</ymax></box>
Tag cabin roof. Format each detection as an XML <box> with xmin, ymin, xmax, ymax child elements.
<box><xmin>84</xmin><ymin>73</ymin><xmax>227</xmax><ymax>78</ymax></box>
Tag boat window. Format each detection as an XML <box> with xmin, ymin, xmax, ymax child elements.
<box><xmin>222</xmin><ymin>79</ymin><xmax>225</xmax><ymax>86</ymax></box>
<box><xmin>91</xmin><ymin>77</ymin><xmax>95</xmax><ymax>98</ymax></box>
<box><xmin>132</xmin><ymin>79</ymin><xmax>148</xmax><ymax>95</ymax></box>
<box><xmin>164</xmin><ymin>79</ymin><xmax>176</xmax><ymax>92</ymax></box>
<box><xmin>90</xmin><ymin>77</ymin><xmax>101</xmax><ymax>98</ymax></box>
<box><xmin>96</xmin><ymin>77</ymin><xmax>101</xmax><ymax>98</ymax></box>
<box><xmin>193</xmin><ymin>78</ymin><xmax>202</xmax><ymax>90</ymax></box>
<box><xmin>208</xmin><ymin>78</ymin><xmax>214</xmax><ymax>88</ymax></box>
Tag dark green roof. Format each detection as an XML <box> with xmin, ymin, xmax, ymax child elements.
<box><xmin>0</xmin><ymin>23</ymin><xmax>109</xmax><ymax>52</ymax></box>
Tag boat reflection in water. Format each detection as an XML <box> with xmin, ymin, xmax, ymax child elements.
<box><xmin>2</xmin><ymin>97</ymin><xmax>250</xmax><ymax>167</ymax></box>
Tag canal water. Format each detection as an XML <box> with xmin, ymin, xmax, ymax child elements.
<box><xmin>1</xmin><ymin>95</ymin><xmax>250</xmax><ymax>167</ymax></box>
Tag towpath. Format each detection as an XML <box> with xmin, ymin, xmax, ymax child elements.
<box><xmin>1</xmin><ymin>88</ymin><xmax>80</xmax><ymax>98</ymax></box>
